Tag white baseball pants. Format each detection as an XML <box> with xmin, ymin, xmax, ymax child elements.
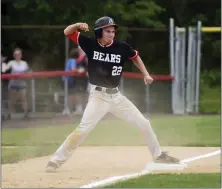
<box><xmin>49</xmin><ymin>84</ymin><xmax>162</xmax><ymax>166</ymax></box>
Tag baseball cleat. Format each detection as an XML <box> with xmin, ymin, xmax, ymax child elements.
<box><xmin>154</xmin><ymin>152</ymin><xmax>180</xmax><ymax>164</ymax></box>
<box><xmin>46</xmin><ymin>161</ymin><xmax>59</xmax><ymax>173</ymax></box>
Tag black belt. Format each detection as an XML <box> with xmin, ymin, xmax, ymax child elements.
<box><xmin>95</xmin><ymin>86</ymin><xmax>119</xmax><ymax>94</ymax></box>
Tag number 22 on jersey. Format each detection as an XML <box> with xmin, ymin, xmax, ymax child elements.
<box><xmin>112</xmin><ymin>66</ymin><xmax>122</xmax><ymax>76</ymax></box>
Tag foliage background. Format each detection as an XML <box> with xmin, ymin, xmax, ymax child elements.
<box><xmin>1</xmin><ymin>0</ymin><xmax>221</xmax><ymax>113</ymax></box>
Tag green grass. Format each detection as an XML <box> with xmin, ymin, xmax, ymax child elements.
<box><xmin>1</xmin><ymin>146</ymin><xmax>57</xmax><ymax>164</ymax></box>
<box><xmin>2</xmin><ymin>115</ymin><xmax>220</xmax><ymax>147</ymax></box>
<box><xmin>1</xmin><ymin>115</ymin><xmax>220</xmax><ymax>163</ymax></box>
<box><xmin>199</xmin><ymin>85</ymin><xmax>220</xmax><ymax>114</ymax></box>
<box><xmin>104</xmin><ymin>173</ymin><xmax>221</xmax><ymax>188</ymax></box>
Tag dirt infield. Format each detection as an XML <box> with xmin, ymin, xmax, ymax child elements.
<box><xmin>2</xmin><ymin>146</ymin><xmax>220</xmax><ymax>188</ymax></box>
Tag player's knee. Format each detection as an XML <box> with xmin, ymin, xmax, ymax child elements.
<box><xmin>137</xmin><ymin>117</ymin><xmax>151</xmax><ymax>129</ymax></box>
<box><xmin>76</xmin><ymin>120</ymin><xmax>94</xmax><ymax>132</ymax></box>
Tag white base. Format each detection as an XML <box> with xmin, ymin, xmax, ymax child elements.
<box><xmin>143</xmin><ymin>162</ymin><xmax>187</xmax><ymax>173</ymax></box>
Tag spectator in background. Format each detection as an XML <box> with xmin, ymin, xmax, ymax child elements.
<box><xmin>62</xmin><ymin>48</ymin><xmax>79</xmax><ymax>114</ymax></box>
<box><xmin>73</xmin><ymin>46</ymin><xmax>89</xmax><ymax>115</ymax></box>
<box><xmin>2</xmin><ymin>48</ymin><xmax>31</xmax><ymax>119</ymax></box>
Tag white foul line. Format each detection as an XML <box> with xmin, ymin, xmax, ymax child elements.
<box><xmin>181</xmin><ymin>149</ymin><xmax>221</xmax><ymax>164</ymax></box>
<box><xmin>80</xmin><ymin>149</ymin><xmax>221</xmax><ymax>188</ymax></box>
<box><xmin>80</xmin><ymin>170</ymin><xmax>152</xmax><ymax>188</ymax></box>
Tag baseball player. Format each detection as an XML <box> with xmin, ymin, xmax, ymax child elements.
<box><xmin>46</xmin><ymin>16</ymin><xmax>180</xmax><ymax>172</ymax></box>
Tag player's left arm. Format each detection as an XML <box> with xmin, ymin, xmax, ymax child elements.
<box><xmin>132</xmin><ymin>56</ymin><xmax>150</xmax><ymax>77</ymax></box>
<box><xmin>132</xmin><ymin>56</ymin><xmax>153</xmax><ymax>84</ymax></box>
<box><xmin>124</xmin><ymin>42</ymin><xmax>153</xmax><ymax>85</ymax></box>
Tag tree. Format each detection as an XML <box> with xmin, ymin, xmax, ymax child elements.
<box><xmin>2</xmin><ymin>0</ymin><xmax>166</xmax><ymax>70</ymax></box>
<box><xmin>2</xmin><ymin>0</ymin><xmax>220</xmax><ymax>72</ymax></box>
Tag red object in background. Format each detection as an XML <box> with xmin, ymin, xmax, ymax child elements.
<box><xmin>1</xmin><ymin>70</ymin><xmax>173</xmax><ymax>81</ymax></box>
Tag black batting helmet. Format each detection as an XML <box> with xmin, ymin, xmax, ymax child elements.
<box><xmin>94</xmin><ymin>16</ymin><xmax>118</xmax><ymax>38</ymax></box>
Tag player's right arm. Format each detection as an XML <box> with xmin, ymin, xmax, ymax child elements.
<box><xmin>64</xmin><ymin>23</ymin><xmax>90</xmax><ymax>53</ymax></box>
<box><xmin>64</xmin><ymin>23</ymin><xmax>89</xmax><ymax>36</ymax></box>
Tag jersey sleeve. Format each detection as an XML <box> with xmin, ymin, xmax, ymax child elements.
<box><xmin>66</xmin><ymin>31</ymin><xmax>91</xmax><ymax>54</ymax></box>
<box><xmin>122</xmin><ymin>42</ymin><xmax>139</xmax><ymax>60</ymax></box>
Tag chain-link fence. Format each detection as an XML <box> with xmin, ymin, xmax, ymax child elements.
<box><xmin>2</xmin><ymin>26</ymin><xmax>174</xmax><ymax>120</ymax></box>
<box><xmin>1</xmin><ymin>72</ymin><xmax>174</xmax><ymax>120</ymax></box>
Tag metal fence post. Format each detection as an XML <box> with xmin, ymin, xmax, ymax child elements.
<box><xmin>191</xmin><ymin>28</ymin><xmax>197</xmax><ymax>113</ymax></box>
<box><xmin>31</xmin><ymin>79</ymin><xmax>36</xmax><ymax>113</ymax></box>
<box><xmin>120</xmin><ymin>78</ymin><xmax>124</xmax><ymax>95</ymax></box>
<box><xmin>65</xmin><ymin>36</ymin><xmax>69</xmax><ymax>63</ymax></box>
<box><xmin>181</xmin><ymin>27</ymin><xmax>186</xmax><ymax>114</ymax></box>
<box><xmin>174</xmin><ymin>27</ymin><xmax>186</xmax><ymax>114</ymax></box>
<box><xmin>186</xmin><ymin>27</ymin><xmax>193</xmax><ymax>113</ymax></box>
<box><xmin>62</xmin><ymin>36</ymin><xmax>70</xmax><ymax>115</ymax></box>
<box><xmin>62</xmin><ymin>78</ymin><xmax>70</xmax><ymax>115</ymax></box>
<box><xmin>186</xmin><ymin>27</ymin><xmax>197</xmax><ymax>113</ymax></box>
<box><xmin>169</xmin><ymin>18</ymin><xmax>176</xmax><ymax>114</ymax></box>
<box><xmin>174</xmin><ymin>27</ymin><xmax>180</xmax><ymax>114</ymax></box>
<box><xmin>195</xmin><ymin>21</ymin><xmax>202</xmax><ymax>113</ymax></box>
<box><xmin>145</xmin><ymin>84</ymin><xmax>150</xmax><ymax>113</ymax></box>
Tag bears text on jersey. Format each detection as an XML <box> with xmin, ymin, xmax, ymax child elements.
<box><xmin>93</xmin><ymin>51</ymin><xmax>121</xmax><ymax>63</ymax></box>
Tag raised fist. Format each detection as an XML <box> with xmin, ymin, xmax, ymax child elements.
<box><xmin>77</xmin><ymin>23</ymin><xmax>89</xmax><ymax>32</ymax></box>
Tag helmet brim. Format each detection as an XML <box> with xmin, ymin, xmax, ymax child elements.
<box><xmin>94</xmin><ymin>24</ymin><xmax>118</xmax><ymax>30</ymax></box>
